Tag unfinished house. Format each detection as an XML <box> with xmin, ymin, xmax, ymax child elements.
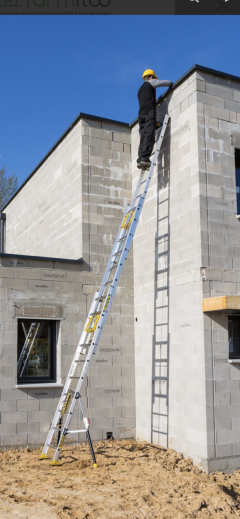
<box><xmin>1</xmin><ymin>64</ymin><xmax>240</xmax><ymax>473</ymax></box>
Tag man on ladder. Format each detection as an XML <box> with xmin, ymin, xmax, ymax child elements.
<box><xmin>137</xmin><ymin>69</ymin><xmax>172</xmax><ymax>169</ymax></box>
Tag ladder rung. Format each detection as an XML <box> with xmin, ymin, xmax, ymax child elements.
<box><xmin>126</xmin><ymin>206</ymin><xmax>137</xmax><ymax>215</ymax></box>
<box><xmin>117</xmin><ymin>236</ymin><xmax>127</xmax><ymax>242</ymax></box>
<box><xmin>104</xmin><ymin>280</ymin><xmax>114</xmax><ymax>285</ymax></box>
<box><xmin>112</xmin><ymin>250</ymin><xmax>123</xmax><ymax>257</ymax></box>
<box><xmin>139</xmin><ymin>179</ymin><xmax>147</xmax><ymax>186</ymax></box>
<box><xmin>67</xmin><ymin>429</ymin><xmax>87</xmax><ymax>434</ymax></box>
<box><xmin>134</xmin><ymin>193</ymin><xmax>143</xmax><ymax>199</ymax></box>
<box><xmin>108</xmin><ymin>264</ymin><xmax>118</xmax><ymax>271</ymax></box>
<box><xmin>75</xmin><ymin>350</ymin><xmax>87</xmax><ymax>362</ymax></box>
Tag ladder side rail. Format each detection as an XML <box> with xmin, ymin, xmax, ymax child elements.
<box><xmin>17</xmin><ymin>323</ymin><xmax>35</xmax><ymax>373</ymax></box>
<box><xmin>155</xmin><ymin>115</ymin><xmax>169</xmax><ymax>156</ymax></box>
<box><xmin>19</xmin><ymin>323</ymin><xmax>41</xmax><ymax>378</ymax></box>
<box><xmin>105</xmin><ymin>204</ymin><xmax>130</xmax><ymax>268</ymax></box>
<box><xmin>95</xmin><ymin>227</ymin><xmax>127</xmax><ymax>301</ymax></box>
<box><xmin>94</xmin><ymin>205</ymin><xmax>131</xmax><ymax>302</ymax></box>
<box><xmin>129</xmin><ymin>172</ymin><xmax>145</xmax><ymax>212</ymax></box>
<box><xmin>21</xmin><ymin>322</ymin><xmax>27</xmax><ymax>339</ymax></box>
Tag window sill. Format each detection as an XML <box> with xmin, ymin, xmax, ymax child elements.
<box><xmin>15</xmin><ymin>383</ymin><xmax>64</xmax><ymax>389</ymax></box>
<box><xmin>228</xmin><ymin>359</ymin><xmax>240</xmax><ymax>364</ymax></box>
<box><xmin>236</xmin><ymin>215</ymin><xmax>240</xmax><ymax>221</ymax></box>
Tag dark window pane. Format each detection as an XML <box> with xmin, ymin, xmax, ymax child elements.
<box><xmin>17</xmin><ymin>320</ymin><xmax>56</xmax><ymax>383</ymax></box>
<box><xmin>228</xmin><ymin>316</ymin><xmax>240</xmax><ymax>358</ymax></box>
<box><xmin>236</xmin><ymin>168</ymin><xmax>240</xmax><ymax>215</ymax></box>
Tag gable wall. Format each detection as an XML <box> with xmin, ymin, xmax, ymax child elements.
<box><xmin>5</xmin><ymin>122</ymin><xmax>83</xmax><ymax>259</ymax></box>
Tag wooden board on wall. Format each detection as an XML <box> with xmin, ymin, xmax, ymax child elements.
<box><xmin>202</xmin><ymin>296</ymin><xmax>240</xmax><ymax>312</ymax></box>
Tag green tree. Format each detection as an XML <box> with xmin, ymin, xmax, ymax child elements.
<box><xmin>0</xmin><ymin>166</ymin><xmax>18</xmax><ymax>211</ymax></box>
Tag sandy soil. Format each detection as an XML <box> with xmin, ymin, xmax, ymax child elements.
<box><xmin>0</xmin><ymin>439</ymin><xmax>240</xmax><ymax>518</ymax></box>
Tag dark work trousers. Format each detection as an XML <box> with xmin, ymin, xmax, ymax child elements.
<box><xmin>138</xmin><ymin>109</ymin><xmax>156</xmax><ymax>162</ymax></box>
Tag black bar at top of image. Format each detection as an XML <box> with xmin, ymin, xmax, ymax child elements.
<box><xmin>175</xmin><ymin>0</ymin><xmax>240</xmax><ymax>15</ymax></box>
<box><xmin>0</xmin><ymin>0</ymin><xmax>175</xmax><ymax>15</ymax></box>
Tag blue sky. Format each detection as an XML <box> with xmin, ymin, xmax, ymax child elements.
<box><xmin>0</xmin><ymin>15</ymin><xmax>239</xmax><ymax>186</ymax></box>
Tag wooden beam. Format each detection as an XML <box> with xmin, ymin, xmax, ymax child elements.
<box><xmin>202</xmin><ymin>296</ymin><xmax>240</xmax><ymax>312</ymax></box>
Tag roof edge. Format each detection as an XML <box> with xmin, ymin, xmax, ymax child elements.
<box><xmin>0</xmin><ymin>252</ymin><xmax>83</xmax><ymax>264</ymax></box>
<box><xmin>130</xmin><ymin>64</ymin><xmax>240</xmax><ymax>127</ymax></box>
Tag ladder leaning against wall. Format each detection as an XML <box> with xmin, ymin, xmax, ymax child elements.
<box><xmin>39</xmin><ymin>113</ymin><xmax>170</xmax><ymax>466</ymax></box>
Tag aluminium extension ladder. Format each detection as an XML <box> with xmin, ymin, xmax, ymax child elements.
<box><xmin>17</xmin><ymin>322</ymin><xmax>41</xmax><ymax>378</ymax></box>
<box><xmin>39</xmin><ymin>113</ymin><xmax>170</xmax><ymax>466</ymax></box>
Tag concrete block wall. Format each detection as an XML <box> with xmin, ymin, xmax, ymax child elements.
<box><xmin>0</xmin><ymin>255</ymin><xmax>135</xmax><ymax>449</ymax></box>
<box><xmin>4</xmin><ymin>122</ymin><xmax>83</xmax><ymax>259</ymax></box>
<box><xmin>132</xmin><ymin>73</ymin><xmax>208</xmax><ymax>467</ymax></box>
<box><xmin>196</xmin><ymin>68</ymin><xmax>240</xmax><ymax>472</ymax></box>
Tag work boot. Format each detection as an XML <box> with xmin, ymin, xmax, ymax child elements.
<box><xmin>140</xmin><ymin>159</ymin><xmax>151</xmax><ymax>169</ymax></box>
<box><xmin>137</xmin><ymin>158</ymin><xmax>142</xmax><ymax>169</ymax></box>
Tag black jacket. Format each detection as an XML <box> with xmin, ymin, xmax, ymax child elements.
<box><xmin>138</xmin><ymin>82</ymin><xmax>156</xmax><ymax>117</ymax></box>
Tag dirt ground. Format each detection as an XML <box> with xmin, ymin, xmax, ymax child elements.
<box><xmin>1</xmin><ymin>440</ymin><xmax>240</xmax><ymax>519</ymax></box>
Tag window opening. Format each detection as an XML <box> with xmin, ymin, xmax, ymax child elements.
<box><xmin>17</xmin><ymin>319</ymin><xmax>56</xmax><ymax>384</ymax></box>
<box><xmin>228</xmin><ymin>315</ymin><xmax>240</xmax><ymax>359</ymax></box>
<box><xmin>235</xmin><ymin>150</ymin><xmax>240</xmax><ymax>215</ymax></box>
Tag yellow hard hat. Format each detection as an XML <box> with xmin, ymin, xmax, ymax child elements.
<box><xmin>142</xmin><ymin>69</ymin><xmax>158</xmax><ymax>79</ymax></box>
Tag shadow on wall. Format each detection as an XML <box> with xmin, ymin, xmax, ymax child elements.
<box><xmin>151</xmin><ymin>113</ymin><xmax>171</xmax><ymax>449</ymax></box>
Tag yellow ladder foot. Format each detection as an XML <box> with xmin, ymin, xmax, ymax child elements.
<box><xmin>39</xmin><ymin>453</ymin><xmax>49</xmax><ymax>460</ymax></box>
<box><xmin>50</xmin><ymin>460</ymin><xmax>62</xmax><ymax>466</ymax></box>
<box><xmin>93</xmin><ymin>463</ymin><xmax>98</xmax><ymax>468</ymax></box>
